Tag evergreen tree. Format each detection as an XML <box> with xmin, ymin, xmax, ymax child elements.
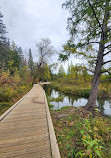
<box><xmin>0</xmin><ymin>11</ymin><xmax>7</xmax><ymax>45</ymax></box>
<box><xmin>17</xmin><ymin>47</ymin><xmax>24</xmax><ymax>68</ymax></box>
<box><xmin>10</xmin><ymin>42</ymin><xmax>22</xmax><ymax>71</ymax></box>
<box><xmin>28</xmin><ymin>49</ymin><xmax>34</xmax><ymax>75</ymax></box>
<box><xmin>0</xmin><ymin>11</ymin><xmax>8</xmax><ymax>69</ymax></box>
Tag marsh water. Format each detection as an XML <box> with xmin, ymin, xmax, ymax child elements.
<box><xmin>44</xmin><ymin>85</ymin><xmax>111</xmax><ymax>116</ymax></box>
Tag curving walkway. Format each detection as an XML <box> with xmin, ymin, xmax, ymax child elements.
<box><xmin>0</xmin><ymin>84</ymin><xmax>60</xmax><ymax>158</ymax></box>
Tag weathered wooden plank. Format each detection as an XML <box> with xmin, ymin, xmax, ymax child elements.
<box><xmin>0</xmin><ymin>122</ymin><xmax>48</xmax><ymax>134</ymax></box>
<box><xmin>0</xmin><ymin>118</ymin><xmax>46</xmax><ymax>129</ymax></box>
<box><xmin>0</xmin><ymin>143</ymin><xmax>51</xmax><ymax>158</ymax></box>
<box><xmin>0</xmin><ymin>134</ymin><xmax>49</xmax><ymax>148</ymax></box>
<box><xmin>0</xmin><ymin>84</ymin><xmax>52</xmax><ymax>158</ymax></box>
<box><xmin>0</xmin><ymin>137</ymin><xmax>50</xmax><ymax>153</ymax></box>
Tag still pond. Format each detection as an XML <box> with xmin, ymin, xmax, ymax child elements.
<box><xmin>44</xmin><ymin>84</ymin><xmax>111</xmax><ymax>116</ymax></box>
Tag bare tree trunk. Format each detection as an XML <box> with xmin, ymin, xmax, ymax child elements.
<box><xmin>86</xmin><ymin>68</ymin><xmax>101</xmax><ymax>111</ymax></box>
<box><xmin>86</xmin><ymin>0</ymin><xmax>109</xmax><ymax>112</ymax></box>
<box><xmin>86</xmin><ymin>35</ymin><xmax>106</xmax><ymax>111</ymax></box>
<box><xmin>86</xmin><ymin>44</ymin><xmax>103</xmax><ymax>111</ymax></box>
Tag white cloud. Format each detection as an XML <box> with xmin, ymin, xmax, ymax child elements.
<box><xmin>1</xmin><ymin>0</ymin><xmax>69</xmax><ymax>51</ymax></box>
<box><xmin>0</xmin><ymin>0</ymin><xmax>82</xmax><ymax>70</ymax></box>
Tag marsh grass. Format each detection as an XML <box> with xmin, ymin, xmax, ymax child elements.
<box><xmin>52</xmin><ymin>80</ymin><xmax>111</xmax><ymax>98</ymax></box>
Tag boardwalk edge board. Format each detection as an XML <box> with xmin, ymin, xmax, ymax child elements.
<box><xmin>0</xmin><ymin>89</ymin><xmax>31</xmax><ymax>122</ymax></box>
<box><xmin>43</xmin><ymin>86</ymin><xmax>61</xmax><ymax>158</ymax></box>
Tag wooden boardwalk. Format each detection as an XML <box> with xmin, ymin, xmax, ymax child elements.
<box><xmin>0</xmin><ymin>84</ymin><xmax>60</xmax><ymax>158</ymax></box>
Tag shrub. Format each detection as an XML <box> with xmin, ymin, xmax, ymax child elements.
<box><xmin>76</xmin><ymin>119</ymin><xmax>104</xmax><ymax>158</ymax></box>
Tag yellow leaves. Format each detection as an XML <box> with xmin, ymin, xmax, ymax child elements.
<box><xmin>6</xmin><ymin>87</ymin><xmax>17</xmax><ymax>98</ymax></box>
<box><xmin>69</xmin><ymin>48</ymin><xmax>76</xmax><ymax>54</ymax></box>
<box><xmin>89</xmin><ymin>153</ymin><xmax>92</xmax><ymax>158</ymax></box>
<box><xmin>95</xmin><ymin>108</ymin><xmax>98</xmax><ymax>112</ymax></box>
<box><xmin>20</xmin><ymin>85</ymin><xmax>26</xmax><ymax>92</ymax></box>
<box><xmin>82</xmin><ymin>135</ymin><xmax>86</xmax><ymax>140</ymax></box>
<box><xmin>94</xmin><ymin>126</ymin><xmax>98</xmax><ymax>131</ymax></box>
<box><xmin>8</xmin><ymin>60</ymin><xmax>14</xmax><ymax>67</ymax></box>
<box><xmin>97</xmin><ymin>148</ymin><xmax>100</xmax><ymax>151</ymax></box>
<box><xmin>63</xmin><ymin>44</ymin><xmax>76</xmax><ymax>54</ymax></box>
<box><xmin>63</xmin><ymin>45</ymin><xmax>69</xmax><ymax>51</ymax></box>
<box><xmin>13</xmin><ymin>74</ymin><xmax>21</xmax><ymax>84</ymax></box>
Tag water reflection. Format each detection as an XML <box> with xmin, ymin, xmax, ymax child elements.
<box><xmin>44</xmin><ymin>85</ymin><xmax>111</xmax><ymax>116</ymax></box>
<box><xmin>97</xmin><ymin>99</ymin><xmax>105</xmax><ymax>115</ymax></box>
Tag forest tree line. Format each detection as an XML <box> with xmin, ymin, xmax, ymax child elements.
<box><xmin>0</xmin><ymin>10</ymin><xmax>54</xmax><ymax>105</ymax></box>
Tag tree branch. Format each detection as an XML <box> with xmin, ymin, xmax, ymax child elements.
<box><xmin>100</xmin><ymin>70</ymin><xmax>111</xmax><ymax>75</ymax></box>
<box><xmin>102</xmin><ymin>60</ymin><xmax>111</xmax><ymax>65</ymax></box>
<box><xmin>77</xmin><ymin>41</ymin><xmax>100</xmax><ymax>48</ymax></box>
<box><xmin>107</xmin><ymin>28</ymin><xmax>111</xmax><ymax>33</ymax></box>
<box><xmin>71</xmin><ymin>13</ymin><xmax>86</xmax><ymax>24</ymax></box>
<box><xmin>86</xmin><ymin>69</ymin><xmax>94</xmax><ymax>73</ymax></box>
<box><xmin>88</xmin><ymin>0</ymin><xmax>103</xmax><ymax>31</ymax></box>
<box><xmin>103</xmin><ymin>50</ymin><xmax>111</xmax><ymax>56</ymax></box>
<box><xmin>105</xmin><ymin>44</ymin><xmax>111</xmax><ymax>49</ymax></box>
<box><xmin>100</xmin><ymin>78</ymin><xmax>111</xmax><ymax>83</ymax></box>
<box><xmin>87</xmin><ymin>42</ymin><xmax>100</xmax><ymax>44</ymax></box>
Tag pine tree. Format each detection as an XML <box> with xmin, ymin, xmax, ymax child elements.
<box><xmin>0</xmin><ymin>11</ymin><xmax>8</xmax><ymax>68</ymax></box>
<box><xmin>10</xmin><ymin>42</ymin><xmax>22</xmax><ymax>71</ymax></box>
<box><xmin>17</xmin><ymin>47</ymin><xmax>24</xmax><ymax>68</ymax></box>
<box><xmin>0</xmin><ymin>11</ymin><xmax>7</xmax><ymax>45</ymax></box>
<box><xmin>28</xmin><ymin>49</ymin><xmax>34</xmax><ymax>75</ymax></box>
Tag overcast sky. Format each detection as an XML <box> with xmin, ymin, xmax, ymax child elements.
<box><xmin>0</xmin><ymin>0</ymin><xmax>82</xmax><ymax>71</ymax></box>
<box><xmin>1</xmin><ymin>1</ymin><xmax>68</xmax><ymax>52</ymax></box>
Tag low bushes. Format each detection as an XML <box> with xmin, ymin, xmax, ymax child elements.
<box><xmin>0</xmin><ymin>69</ymin><xmax>33</xmax><ymax>115</ymax></box>
<box><xmin>51</xmin><ymin>107</ymin><xmax>111</xmax><ymax>158</ymax></box>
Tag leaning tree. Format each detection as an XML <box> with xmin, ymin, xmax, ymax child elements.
<box><xmin>60</xmin><ymin>0</ymin><xmax>111</xmax><ymax>111</ymax></box>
